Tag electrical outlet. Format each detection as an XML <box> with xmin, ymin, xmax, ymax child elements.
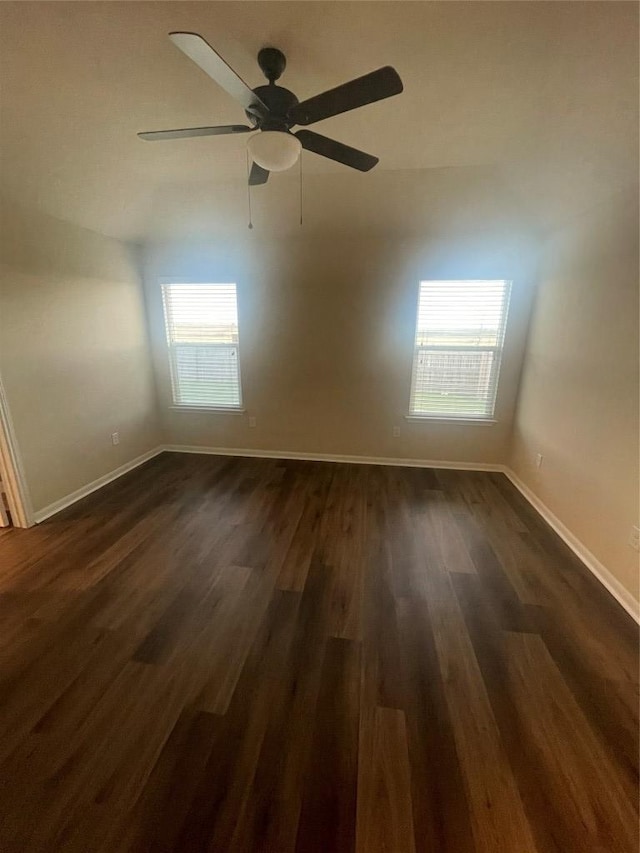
<box><xmin>392</xmin><ymin>426</ymin><xmax>400</xmax><ymax>438</ymax></box>
<box><xmin>248</xmin><ymin>416</ymin><xmax>256</xmax><ymax>428</ymax></box>
<box><xmin>111</xmin><ymin>432</ymin><xmax>120</xmax><ymax>446</ymax></box>
<box><xmin>535</xmin><ymin>453</ymin><xmax>543</xmax><ymax>469</ymax></box>
<box><xmin>629</xmin><ymin>525</ymin><xmax>640</xmax><ymax>552</ymax></box>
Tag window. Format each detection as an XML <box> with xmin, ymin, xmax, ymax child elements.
<box><xmin>161</xmin><ymin>282</ymin><xmax>242</xmax><ymax>409</ymax></box>
<box><xmin>409</xmin><ymin>280</ymin><xmax>511</xmax><ymax>420</ymax></box>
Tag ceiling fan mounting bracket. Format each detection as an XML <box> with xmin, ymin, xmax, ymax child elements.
<box><xmin>257</xmin><ymin>47</ymin><xmax>287</xmax><ymax>83</ymax></box>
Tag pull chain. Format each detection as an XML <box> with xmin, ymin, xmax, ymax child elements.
<box><xmin>299</xmin><ymin>150</ymin><xmax>303</xmax><ymax>227</ymax></box>
<box><xmin>246</xmin><ymin>150</ymin><xmax>253</xmax><ymax>230</ymax></box>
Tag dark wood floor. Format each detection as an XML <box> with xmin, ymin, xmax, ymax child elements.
<box><xmin>0</xmin><ymin>452</ymin><xmax>637</xmax><ymax>852</ymax></box>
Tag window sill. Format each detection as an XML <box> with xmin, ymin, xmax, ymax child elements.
<box><xmin>405</xmin><ymin>415</ymin><xmax>497</xmax><ymax>426</ymax></box>
<box><xmin>170</xmin><ymin>406</ymin><xmax>246</xmax><ymax>414</ymax></box>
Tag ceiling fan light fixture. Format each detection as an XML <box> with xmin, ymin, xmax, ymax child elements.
<box><xmin>247</xmin><ymin>130</ymin><xmax>301</xmax><ymax>172</ymax></box>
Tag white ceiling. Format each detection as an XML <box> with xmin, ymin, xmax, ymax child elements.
<box><xmin>0</xmin><ymin>1</ymin><xmax>637</xmax><ymax>241</ymax></box>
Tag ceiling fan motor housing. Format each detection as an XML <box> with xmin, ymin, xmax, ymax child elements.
<box><xmin>248</xmin><ymin>83</ymin><xmax>299</xmax><ymax>132</ymax></box>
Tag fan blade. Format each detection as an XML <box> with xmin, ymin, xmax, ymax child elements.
<box><xmin>289</xmin><ymin>66</ymin><xmax>402</xmax><ymax>126</ymax></box>
<box><xmin>138</xmin><ymin>125</ymin><xmax>252</xmax><ymax>141</ymax></box>
<box><xmin>249</xmin><ymin>162</ymin><xmax>269</xmax><ymax>185</ymax></box>
<box><xmin>169</xmin><ymin>32</ymin><xmax>268</xmax><ymax>118</ymax></box>
<box><xmin>296</xmin><ymin>130</ymin><xmax>378</xmax><ymax>172</ymax></box>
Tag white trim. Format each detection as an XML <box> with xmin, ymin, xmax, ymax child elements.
<box><xmin>504</xmin><ymin>468</ymin><xmax>640</xmax><ymax>624</ymax></box>
<box><xmin>162</xmin><ymin>444</ymin><xmax>504</xmax><ymax>471</ymax></box>
<box><xmin>28</xmin><ymin>438</ymin><xmax>638</xmax><ymax>624</ymax></box>
<box><xmin>162</xmin><ymin>446</ymin><xmax>639</xmax><ymax>621</ymax></box>
<box><xmin>169</xmin><ymin>406</ymin><xmax>246</xmax><ymax>414</ymax></box>
<box><xmin>0</xmin><ymin>375</ymin><xmax>34</xmax><ymax>527</ymax></box>
<box><xmin>33</xmin><ymin>447</ymin><xmax>164</xmax><ymax>523</ymax></box>
<box><xmin>405</xmin><ymin>416</ymin><xmax>497</xmax><ymax>426</ymax></box>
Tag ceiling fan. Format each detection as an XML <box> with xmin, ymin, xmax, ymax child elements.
<box><xmin>138</xmin><ymin>32</ymin><xmax>403</xmax><ymax>185</ymax></box>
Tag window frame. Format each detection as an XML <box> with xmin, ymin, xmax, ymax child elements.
<box><xmin>407</xmin><ymin>279</ymin><xmax>512</xmax><ymax>424</ymax></box>
<box><xmin>160</xmin><ymin>279</ymin><xmax>244</xmax><ymax>413</ymax></box>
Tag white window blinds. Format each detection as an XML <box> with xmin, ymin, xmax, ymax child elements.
<box><xmin>161</xmin><ymin>283</ymin><xmax>242</xmax><ymax>409</ymax></box>
<box><xmin>409</xmin><ymin>280</ymin><xmax>511</xmax><ymax>420</ymax></box>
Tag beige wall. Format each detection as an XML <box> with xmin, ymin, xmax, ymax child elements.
<box><xmin>510</xmin><ymin>191</ymin><xmax>639</xmax><ymax>601</ymax></box>
<box><xmin>143</xmin><ymin>170</ymin><xmax>537</xmax><ymax>466</ymax></box>
<box><xmin>0</xmin><ymin>197</ymin><xmax>160</xmax><ymax>513</ymax></box>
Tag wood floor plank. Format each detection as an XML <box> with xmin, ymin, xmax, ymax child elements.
<box><xmin>0</xmin><ymin>618</ymin><xmax>107</xmax><ymax>766</ymax></box>
<box><xmin>356</xmin><ymin>706</ymin><xmax>416</xmax><ymax>853</ymax></box>
<box><xmin>276</xmin><ymin>463</ymin><xmax>332</xmax><ymax>592</ymax></box>
<box><xmin>385</xmin><ymin>466</ymin><xmax>424</xmax><ymax>599</ymax></box>
<box><xmin>396</xmin><ymin>596</ymin><xmax>476</xmax><ymax>853</ymax></box>
<box><xmin>427</xmin><ymin>576</ymin><xmax>539</xmax><ymax>852</ymax></box>
<box><xmin>453</xmin><ymin>506</ymin><xmax>540</xmax><ymax>633</ymax></box>
<box><xmin>142</xmin><ymin>591</ymin><xmax>298</xmax><ymax>853</ymax></box>
<box><xmin>532</xmin><ymin>605</ymin><xmax>640</xmax><ymax>806</ymax></box>
<box><xmin>364</xmin><ymin>533</ymin><xmax>406</xmax><ymax>710</ymax></box>
<box><xmin>424</xmin><ymin>489</ymin><xmax>476</xmax><ymax>574</ymax></box>
<box><xmin>193</xmin><ymin>568</ymin><xmax>273</xmax><ymax>714</ymax></box>
<box><xmin>2</xmin><ymin>661</ymin><xmax>188</xmax><ymax>851</ymax></box>
<box><xmin>228</xmin><ymin>558</ymin><xmax>333</xmax><ymax>853</ymax></box>
<box><xmin>504</xmin><ymin>631</ymin><xmax>639</xmax><ymax>852</ymax></box>
<box><xmin>295</xmin><ymin>636</ymin><xmax>361</xmax><ymax>853</ymax></box>
<box><xmin>0</xmin><ymin>456</ymin><xmax>636</xmax><ymax>851</ymax></box>
<box><xmin>452</xmin><ymin>569</ymin><xmax>601</xmax><ymax>853</ymax></box>
<box><xmin>119</xmin><ymin>709</ymin><xmax>221</xmax><ymax>853</ymax></box>
<box><xmin>325</xmin><ymin>466</ymin><xmax>368</xmax><ymax>640</ymax></box>
<box><xmin>467</xmin><ymin>503</ymin><xmax>552</xmax><ymax>606</ymax></box>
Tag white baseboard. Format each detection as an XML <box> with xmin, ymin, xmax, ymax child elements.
<box><xmin>164</xmin><ymin>445</ymin><xmax>638</xmax><ymax>621</ymax></box>
<box><xmin>504</xmin><ymin>468</ymin><xmax>639</xmax><ymax>624</ymax></box>
<box><xmin>33</xmin><ymin>447</ymin><xmax>164</xmax><ymax>523</ymax></box>
<box><xmin>162</xmin><ymin>444</ymin><xmax>504</xmax><ymax>472</ymax></box>
<box><xmin>31</xmin><ymin>443</ymin><xmax>502</xmax><ymax>524</ymax></box>
<box><xmin>31</xmin><ymin>441</ymin><xmax>638</xmax><ymax>624</ymax></box>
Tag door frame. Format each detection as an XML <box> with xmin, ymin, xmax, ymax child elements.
<box><xmin>0</xmin><ymin>374</ymin><xmax>33</xmax><ymax>528</ymax></box>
